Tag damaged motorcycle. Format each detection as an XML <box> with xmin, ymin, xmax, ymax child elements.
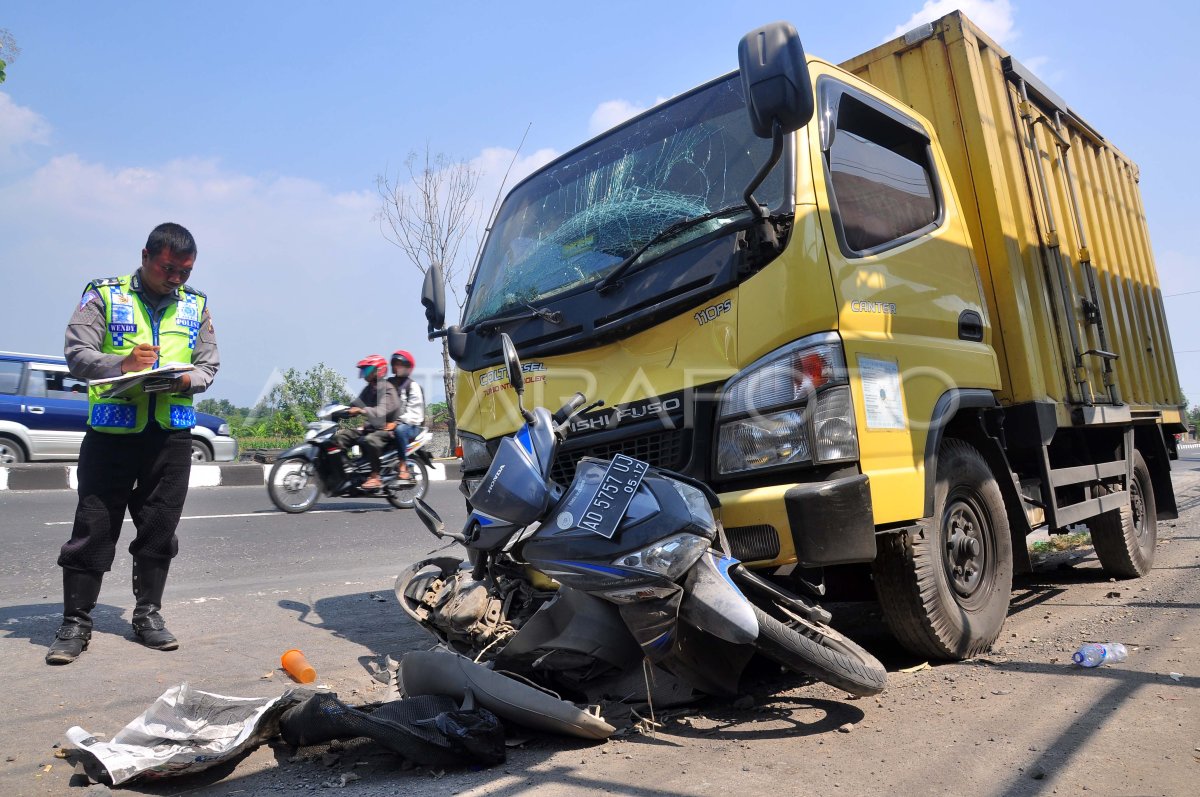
<box><xmin>399</xmin><ymin>333</ymin><xmax>885</xmax><ymax>702</ymax></box>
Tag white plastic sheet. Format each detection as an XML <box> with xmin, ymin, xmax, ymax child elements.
<box><xmin>64</xmin><ymin>682</ymin><xmax>300</xmax><ymax>785</ymax></box>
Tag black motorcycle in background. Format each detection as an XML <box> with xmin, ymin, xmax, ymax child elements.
<box><xmin>267</xmin><ymin>403</ymin><xmax>432</xmax><ymax>513</ymax></box>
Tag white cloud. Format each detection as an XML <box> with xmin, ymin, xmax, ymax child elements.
<box><xmin>0</xmin><ymin>92</ymin><xmax>52</xmax><ymax>172</ymax></box>
<box><xmin>587</xmin><ymin>95</ymin><xmax>678</xmax><ymax>137</ymax></box>
<box><xmin>0</xmin><ymin>150</ymin><xmax>428</xmax><ymax>405</ymax></box>
<box><xmin>0</xmin><ymin>113</ymin><xmax>571</xmax><ymax>407</ymax></box>
<box><xmin>890</xmin><ymin>0</ymin><xmax>1017</xmax><ymax>46</ymax></box>
<box><xmin>589</xmin><ymin>99</ymin><xmax>647</xmax><ymax>136</ymax></box>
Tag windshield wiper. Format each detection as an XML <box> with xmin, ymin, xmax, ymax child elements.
<box><xmin>472</xmin><ymin>303</ymin><xmax>564</xmax><ymax>335</ymax></box>
<box><xmin>595</xmin><ymin>204</ymin><xmax>749</xmax><ymax>295</ymax></box>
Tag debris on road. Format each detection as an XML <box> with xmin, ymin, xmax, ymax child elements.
<box><xmin>63</xmin><ymin>683</ymin><xmax>303</xmax><ymax>785</ymax></box>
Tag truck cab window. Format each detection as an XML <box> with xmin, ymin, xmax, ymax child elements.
<box><xmin>823</xmin><ymin>89</ymin><xmax>940</xmax><ymax>254</ymax></box>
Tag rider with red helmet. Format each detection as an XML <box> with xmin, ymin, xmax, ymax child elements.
<box><xmin>388</xmin><ymin>349</ymin><xmax>425</xmax><ymax>481</ymax></box>
<box><xmin>331</xmin><ymin>354</ymin><xmax>400</xmax><ymax>489</ymax></box>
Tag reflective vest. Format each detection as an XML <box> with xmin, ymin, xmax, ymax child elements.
<box><xmin>84</xmin><ymin>274</ymin><xmax>206</xmax><ymax>434</ymax></box>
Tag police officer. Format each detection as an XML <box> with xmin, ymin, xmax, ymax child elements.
<box><xmin>47</xmin><ymin>222</ymin><xmax>220</xmax><ymax>665</ymax></box>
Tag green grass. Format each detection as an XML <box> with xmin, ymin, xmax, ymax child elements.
<box><xmin>236</xmin><ymin>436</ymin><xmax>303</xmax><ymax>451</ymax></box>
<box><xmin>1030</xmin><ymin>530</ymin><xmax>1092</xmax><ymax>554</ymax></box>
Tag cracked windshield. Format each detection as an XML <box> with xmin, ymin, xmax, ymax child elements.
<box><xmin>464</xmin><ymin>75</ymin><xmax>788</xmax><ymax>325</ymax></box>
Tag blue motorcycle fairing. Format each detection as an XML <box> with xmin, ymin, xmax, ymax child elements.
<box><xmin>680</xmin><ymin>551</ymin><xmax>759</xmax><ymax>645</ymax></box>
<box><xmin>468</xmin><ymin>434</ymin><xmax>549</xmax><ymax>527</ymax></box>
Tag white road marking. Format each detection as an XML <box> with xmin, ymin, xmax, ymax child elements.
<box><xmin>42</xmin><ymin>507</ymin><xmax>393</xmax><ymax>526</ymax></box>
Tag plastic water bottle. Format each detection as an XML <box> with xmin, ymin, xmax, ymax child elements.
<box><xmin>1072</xmin><ymin>642</ymin><xmax>1128</xmax><ymax>667</ymax></box>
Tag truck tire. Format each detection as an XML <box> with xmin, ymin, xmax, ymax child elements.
<box><xmin>1087</xmin><ymin>450</ymin><xmax>1156</xmax><ymax>578</ymax></box>
<box><xmin>751</xmin><ymin>604</ymin><xmax>887</xmax><ymax>696</ymax></box>
<box><xmin>872</xmin><ymin>439</ymin><xmax>1013</xmax><ymax>660</ymax></box>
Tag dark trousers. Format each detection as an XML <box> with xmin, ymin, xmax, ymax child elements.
<box><xmin>58</xmin><ymin>426</ymin><xmax>193</xmax><ymax>572</ymax></box>
<box><xmin>332</xmin><ymin>427</ymin><xmax>392</xmax><ymax>472</ymax></box>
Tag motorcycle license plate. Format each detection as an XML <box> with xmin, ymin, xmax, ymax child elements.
<box><xmin>579</xmin><ymin>454</ymin><xmax>650</xmax><ymax>539</ymax></box>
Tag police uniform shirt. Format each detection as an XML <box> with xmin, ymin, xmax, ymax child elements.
<box><xmin>64</xmin><ymin>270</ymin><xmax>220</xmax><ymax>395</ymax></box>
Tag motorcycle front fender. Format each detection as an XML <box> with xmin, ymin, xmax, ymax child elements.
<box><xmin>680</xmin><ymin>551</ymin><xmax>759</xmax><ymax>645</ymax></box>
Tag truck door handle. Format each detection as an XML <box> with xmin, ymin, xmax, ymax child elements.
<box><xmin>27</xmin><ymin>406</ymin><xmax>46</xmax><ymax>414</ymax></box>
<box><xmin>958</xmin><ymin>310</ymin><xmax>984</xmax><ymax>342</ymax></box>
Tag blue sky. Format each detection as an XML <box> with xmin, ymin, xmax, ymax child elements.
<box><xmin>1</xmin><ymin>1</ymin><xmax>1197</xmax><ymax>409</ymax></box>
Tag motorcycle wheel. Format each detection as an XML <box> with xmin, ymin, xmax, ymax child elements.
<box><xmin>268</xmin><ymin>457</ymin><xmax>322</xmax><ymax>513</ymax></box>
<box><xmin>386</xmin><ymin>457</ymin><xmax>429</xmax><ymax>509</ymax></box>
<box><xmin>751</xmin><ymin>604</ymin><xmax>887</xmax><ymax>697</ymax></box>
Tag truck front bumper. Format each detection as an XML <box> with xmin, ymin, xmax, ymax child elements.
<box><xmin>719</xmin><ymin>474</ymin><xmax>877</xmax><ymax>568</ymax></box>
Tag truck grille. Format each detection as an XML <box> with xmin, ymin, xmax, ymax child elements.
<box><xmin>551</xmin><ymin>429</ymin><xmax>690</xmax><ymax>485</ymax></box>
<box><xmin>726</xmin><ymin>524</ymin><xmax>781</xmax><ymax>563</ymax></box>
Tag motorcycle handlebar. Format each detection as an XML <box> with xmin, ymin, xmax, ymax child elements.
<box><xmin>552</xmin><ymin>393</ymin><xmax>588</xmax><ymax>426</ymax></box>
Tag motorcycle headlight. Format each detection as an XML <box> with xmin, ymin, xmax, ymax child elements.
<box><xmin>612</xmin><ymin>533</ymin><xmax>709</xmax><ymax>581</ymax></box>
<box><xmin>217</xmin><ymin>423</ymin><xmax>230</xmax><ymax>436</ymax></box>
<box><xmin>459</xmin><ymin>433</ymin><xmax>492</xmax><ymax>473</ymax></box>
<box><xmin>716</xmin><ymin>333</ymin><xmax>858</xmax><ymax>474</ymax></box>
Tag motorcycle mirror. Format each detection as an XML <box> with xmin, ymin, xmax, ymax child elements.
<box><xmin>501</xmin><ymin>333</ymin><xmax>524</xmax><ymax>399</ymax></box>
<box><xmin>412</xmin><ymin>498</ymin><xmax>444</xmax><ymax>536</ymax></box>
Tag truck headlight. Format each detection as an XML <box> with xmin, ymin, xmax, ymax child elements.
<box><xmin>718</xmin><ymin>408</ymin><xmax>810</xmax><ymax>474</ymax></box>
<box><xmin>716</xmin><ymin>333</ymin><xmax>857</xmax><ymax>474</ymax></box>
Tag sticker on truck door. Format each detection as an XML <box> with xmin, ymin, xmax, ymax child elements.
<box><xmin>857</xmin><ymin>355</ymin><xmax>905</xmax><ymax>430</ymax></box>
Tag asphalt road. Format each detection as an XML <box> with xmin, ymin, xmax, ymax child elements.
<box><xmin>1</xmin><ymin>452</ymin><xmax>1197</xmax><ymax>796</ymax></box>
<box><xmin>0</xmin><ymin>482</ymin><xmax>471</xmax><ymax>795</ymax></box>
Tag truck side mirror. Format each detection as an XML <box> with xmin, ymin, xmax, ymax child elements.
<box><xmin>422</xmin><ymin>263</ymin><xmax>446</xmax><ymax>336</ymax></box>
<box><xmin>500</xmin><ymin>333</ymin><xmax>524</xmax><ymax>399</ymax></box>
<box><xmin>738</xmin><ymin>21</ymin><xmax>814</xmax><ymax>138</ymax></box>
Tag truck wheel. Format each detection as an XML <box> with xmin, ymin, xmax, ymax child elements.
<box><xmin>1087</xmin><ymin>450</ymin><xmax>1156</xmax><ymax>578</ymax></box>
<box><xmin>872</xmin><ymin>439</ymin><xmax>1012</xmax><ymax>660</ymax></box>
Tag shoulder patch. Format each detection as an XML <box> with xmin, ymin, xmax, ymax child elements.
<box><xmin>181</xmin><ymin>284</ymin><xmax>206</xmax><ymax>298</ymax></box>
<box><xmin>90</xmin><ymin>277</ymin><xmax>121</xmax><ymax>287</ymax></box>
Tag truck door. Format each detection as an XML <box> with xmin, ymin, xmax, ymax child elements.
<box><xmin>1004</xmin><ymin>58</ymin><xmax>1128</xmax><ymax>408</ymax></box>
<box><xmin>809</xmin><ymin>72</ymin><xmax>999</xmax><ymax>523</ymax></box>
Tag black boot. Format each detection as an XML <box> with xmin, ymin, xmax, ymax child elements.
<box><xmin>132</xmin><ymin>557</ymin><xmax>178</xmax><ymax>651</ymax></box>
<box><xmin>46</xmin><ymin>568</ymin><xmax>103</xmax><ymax>665</ymax></box>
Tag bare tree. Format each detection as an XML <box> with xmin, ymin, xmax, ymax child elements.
<box><xmin>376</xmin><ymin>148</ymin><xmax>482</xmax><ymax>454</ymax></box>
<box><xmin>0</xmin><ymin>29</ymin><xmax>19</xmax><ymax>84</ymax></box>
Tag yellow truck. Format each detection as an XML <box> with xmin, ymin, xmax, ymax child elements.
<box><xmin>421</xmin><ymin>10</ymin><xmax>1184</xmax><ymax>661</ymax></box>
